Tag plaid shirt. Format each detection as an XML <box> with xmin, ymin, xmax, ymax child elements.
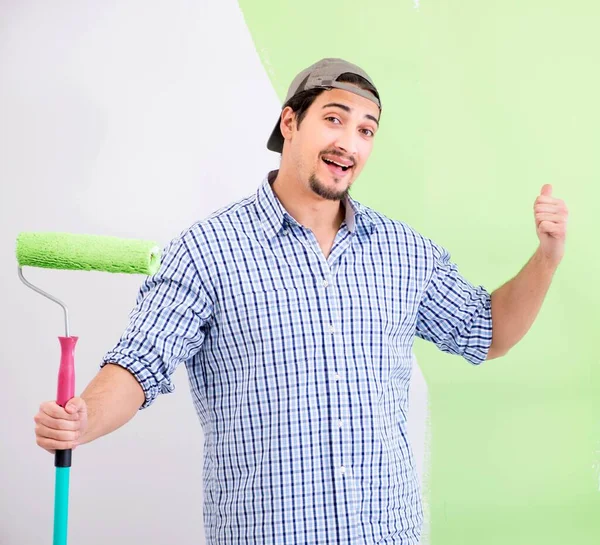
<box><xmin>102</xmin><ymin>170</ymin><xmax>492</xmax><ymax>544</ymax></box>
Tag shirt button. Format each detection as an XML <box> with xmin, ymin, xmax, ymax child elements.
<box><xmin>340</xmin><ymin>465</ymin><xmax>346</xmax><ymax>474</ymax></box>
<box><xmin>338</xmin><ymin>419</ymin><xmax>343</xmax><ymax>428</ymax></box>
<box><xmin>282</xmin><ymin>229</ymin><xmax>289</xmax><ymax>236</ymax></box>
<box><xmin>322</xmin><ymin>279</ymin><xmax>329</xmax><ymax>288</ymax></box>
<box><xmin>335</xmin><ymin>373</ymin><xmax>341</xmax><ymax>381</ymax></box>
<box><xmin>329</xmin><ymin>325</ymin><xmax>335</xmax><ymax>334</ymax></box>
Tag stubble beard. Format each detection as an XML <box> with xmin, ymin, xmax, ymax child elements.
<box><xmin>308</xmin><ymin>173</ymin><xmax>349</xmax><ymax>202</ymax></box>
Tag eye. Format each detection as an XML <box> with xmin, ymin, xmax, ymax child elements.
<box><xmin>325</xmin><ymin>116</ymin><xmax>341</xmax><ymax>124</ymax></box>
<box><xmin>361</xmin><ymin>128</ymin><xmax>375</xmax><ymax>137</ymax></box>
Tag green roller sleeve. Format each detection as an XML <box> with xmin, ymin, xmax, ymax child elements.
<box><xmin>16</xmin><ymin>232</ymin><xmax>161</xmax><ymax>275</ymax></box>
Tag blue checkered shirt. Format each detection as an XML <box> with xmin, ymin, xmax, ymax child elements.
<box><xmin>102</xmin><ymin>170</ymin><xmax>493</xmax><ymax>544</ymax></box>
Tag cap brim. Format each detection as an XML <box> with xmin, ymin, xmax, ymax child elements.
<box><xmin>266</xmin><ymin>115</ymin><xmax>284</xmax><ymax>153</ymax></box>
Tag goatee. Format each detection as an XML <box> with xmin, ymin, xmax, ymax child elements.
<box><xmin>308</xmin><ymin>173</ymin><xmax>348</xmax><ymax>202</ymax></box>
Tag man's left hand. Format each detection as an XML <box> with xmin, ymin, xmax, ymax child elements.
<box><xmin>534</xmin><ymin>184</ymin><xmax>569</xmax><ymax>267</ymax></box>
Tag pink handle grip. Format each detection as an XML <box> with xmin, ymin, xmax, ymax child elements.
<box><xmin>57</xmin><ymin>337</ymin><xmax>78</xmax><ymax>408</ymax></box>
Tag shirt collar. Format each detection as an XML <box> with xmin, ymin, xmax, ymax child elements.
<box><xmin>255</xmin><ymin>170</ymin><xmax>374</xmax><ymax>240</ymax></box>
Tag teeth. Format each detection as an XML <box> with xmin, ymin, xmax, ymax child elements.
<box><xmin>324</xmin><ymin>158</ymin><xmax>351</xmax><ymax>169</ymax></box>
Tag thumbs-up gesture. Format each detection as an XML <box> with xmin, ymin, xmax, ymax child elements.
<box><xmin>534</xmin><ymin>184</ymin><xmax>568</xmax><ymax>266</ymax></box>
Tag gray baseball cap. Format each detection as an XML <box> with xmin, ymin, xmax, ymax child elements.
<box><xmin>266</xmin><ymin>58</ymin><xmax>381</xmax><ymax>153</ymax></box>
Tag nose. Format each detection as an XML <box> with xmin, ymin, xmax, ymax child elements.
<box><xmin>333</xmin><ymin>126</ymin><xmax>358</xmax><ymax>161</ymax></box>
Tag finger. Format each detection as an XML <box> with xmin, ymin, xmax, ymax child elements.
<box><xmin>541</xmin><ymin>184</ymin><xmax>553</xmax><ymax>197</ymax></box>
<box><xmin>535</xmin><ymin>213</ymin><xmax>567</xmax><ymax>224</ymax></box>
<box><xmin>35</xmin><ymin>424</ymin><xmax>80</xmax><ymax>443</ymax></box>
<box><xmin>538</xmin><ymin>220</ymin><xmax>566</xmax><ymax>236</ymax></box>
<box><xmin>34</xmin><ymin>412</ymin><xmax>80</xmax><ymax>432</ymax></box>
<box><xmin>534</xmin><ymin>204</ymin><xmax>562</xmax><ymax>214</ymax></box>
<box><xmin>36</xmin><ymin>435</ymin><xmax>78</xmax><ymax>451</ymax></box>
<box><xmin>535</xmin><ymin>195</ymin><xmax>566</xmax><ymax>207</ymax></box>
<box><xmin>40</xmin><ymin>402</ymin><xmax>80</xmax><ymax>421</ymax></box>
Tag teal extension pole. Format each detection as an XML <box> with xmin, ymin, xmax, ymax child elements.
<box><xmin>53</xmin><ymin>467</ymin><xmax>71</xmax><ymax>545</ymax></box>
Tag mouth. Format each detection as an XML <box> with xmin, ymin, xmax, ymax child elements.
<box><xmin>321</xmin><ymin>156</ymin><xmax>353</xmax><ymax>177</ymax></box>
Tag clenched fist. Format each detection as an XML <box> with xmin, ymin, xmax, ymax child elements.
<box><xmin>34</xmin><ymin>397</ymin><xmax>88</xmax><ymax>454</ymax></box>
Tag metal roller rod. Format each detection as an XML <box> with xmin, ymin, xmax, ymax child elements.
<box><xmin>18</xmin><ymin>266</ymin><xmax>70</xmax><ymax>337</ymax></box>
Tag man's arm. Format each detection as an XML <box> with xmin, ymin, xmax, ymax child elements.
<box><xmin>487</xmin><ymin>183</ymin><xmax>568</xmax><ymax>360</ymax></box>
<box><xmin>34</xmin><ymin>362</ymin><xmax>145</xmax><ymax>453</ymax></box>
<box><xmin>79</xmin><ymin>363</ymin><xmax>145</xmax><ymax>445</ymax></box>
<box><xmin>35</xmin><ymin>233</ymin><xmax>213</xmax><ymax>453</ymax></box>
<box><xmin>486</xmin><ymin>247</ymin><xmax>557</xmax><ymax>360</ymax></box>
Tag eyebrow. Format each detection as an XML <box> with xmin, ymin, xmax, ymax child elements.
<box><xmin>322</xmin><ymin>102</ymin><xmax>379</xmax><ymax>127</ymax></box>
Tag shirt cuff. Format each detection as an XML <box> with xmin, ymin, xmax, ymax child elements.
<box><xmin>462</xmin><ymin>290</ymin><xmax>493</xmax><ymax>365</ymax></box>
<box><xmin>100</xmin><ymin>351</ymin><xmax>175</xmax><ymax>409</ymax></box>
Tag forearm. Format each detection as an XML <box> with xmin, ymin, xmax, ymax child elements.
<box><xmin>488</xmin><ymin>246</ymin><xmax>558</xmax><ymax>358</ymax></box>
<box><xmin>79</xmin><ymin>363</ymin><xmax>145</xmax><ymax>445</ymax></box>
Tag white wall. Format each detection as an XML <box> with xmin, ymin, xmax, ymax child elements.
<box><xmin>0</xmin><ymin>2</ymin><xmax>428</xmax><ymax>544</ymax></box>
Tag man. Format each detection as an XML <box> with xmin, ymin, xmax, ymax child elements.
<box><xmin>34</xmin><ymin>58</ymin><xmax>569</xmax><ymax>544</ymax></box>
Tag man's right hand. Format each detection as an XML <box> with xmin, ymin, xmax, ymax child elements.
<box><xmin>34</xmin><ymin>397</ymin><xmax>88</xmax><ymax>454</ymax></box>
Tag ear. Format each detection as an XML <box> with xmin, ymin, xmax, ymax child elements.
<box><xmin>279</xmin><ymin>106</ymin><xmax>296</xmax><ymax>140</ymax></box>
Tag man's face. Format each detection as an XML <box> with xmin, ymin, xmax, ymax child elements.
<box><xmin>281</xmin><ymin>88</ymin><xmax>380</xmax><ymax>201</ymax></box>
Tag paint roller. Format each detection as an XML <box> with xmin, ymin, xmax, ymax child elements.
<box><xmin>16</xmin><ymin>231</ymin><xmax>162</xmax><ymax>545</ymax></box>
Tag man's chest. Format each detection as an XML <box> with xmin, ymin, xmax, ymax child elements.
<box><xmin>206</xmin><ymin>235</ymin><xmax>427</xmax><ymax>363</ymax></box>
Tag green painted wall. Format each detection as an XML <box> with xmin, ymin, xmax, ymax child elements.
<box><xmin>238</xmin><ymin>1</ymin><xmax>600</xmax><ymax>543</ymax></box>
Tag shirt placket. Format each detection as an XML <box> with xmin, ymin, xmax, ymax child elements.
<box><xmin>318</xmin><ymin>228</ymin><xmax>361</xmax><ymax>544</ymax></box>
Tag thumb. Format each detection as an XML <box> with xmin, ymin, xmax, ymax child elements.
<box><xmin>65</xmin><ymin>397</ymin><xmax>84</xmax><ymax>415</ymax></box>
<box><xmin>541</xmin><ymin>184</ymin><xmax>553</xmax><ymax>197</ymax></box>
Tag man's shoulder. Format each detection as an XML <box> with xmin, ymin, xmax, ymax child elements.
<box><xmin>357</xmin><ymin>202</ymin><xmax>436</xmax><ymax>250</ymax></box>
<box><xmin>182</xmin><ymin>190</ymin><xmax>260</xmax><ymax>241</ymax></box>
<box><xmin>148</xmin><ymin>188</ymin><xmax>260</xmax><ymax>272</ymax></box>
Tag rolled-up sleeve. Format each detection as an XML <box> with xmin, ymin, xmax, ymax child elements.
<box><xmin>416</xmin><ymin>242</ymin><xmax>492</xmax><ymax>365</ymax></box>
<box><xmin>101</xmin><ymin>234</ymin><xmax>212</xmax><ymax>408</ymax></box>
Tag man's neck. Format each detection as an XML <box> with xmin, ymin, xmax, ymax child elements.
<box><xmin>270</xmin><ymin>168</ymin><xmax>345</xmax><ymax>236</ymax></box>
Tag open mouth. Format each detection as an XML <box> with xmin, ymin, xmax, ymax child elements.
<box><xmin>322</xmin><ymin>157</ymin><xmax>353</xmax><ymax>176</ymax></box>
